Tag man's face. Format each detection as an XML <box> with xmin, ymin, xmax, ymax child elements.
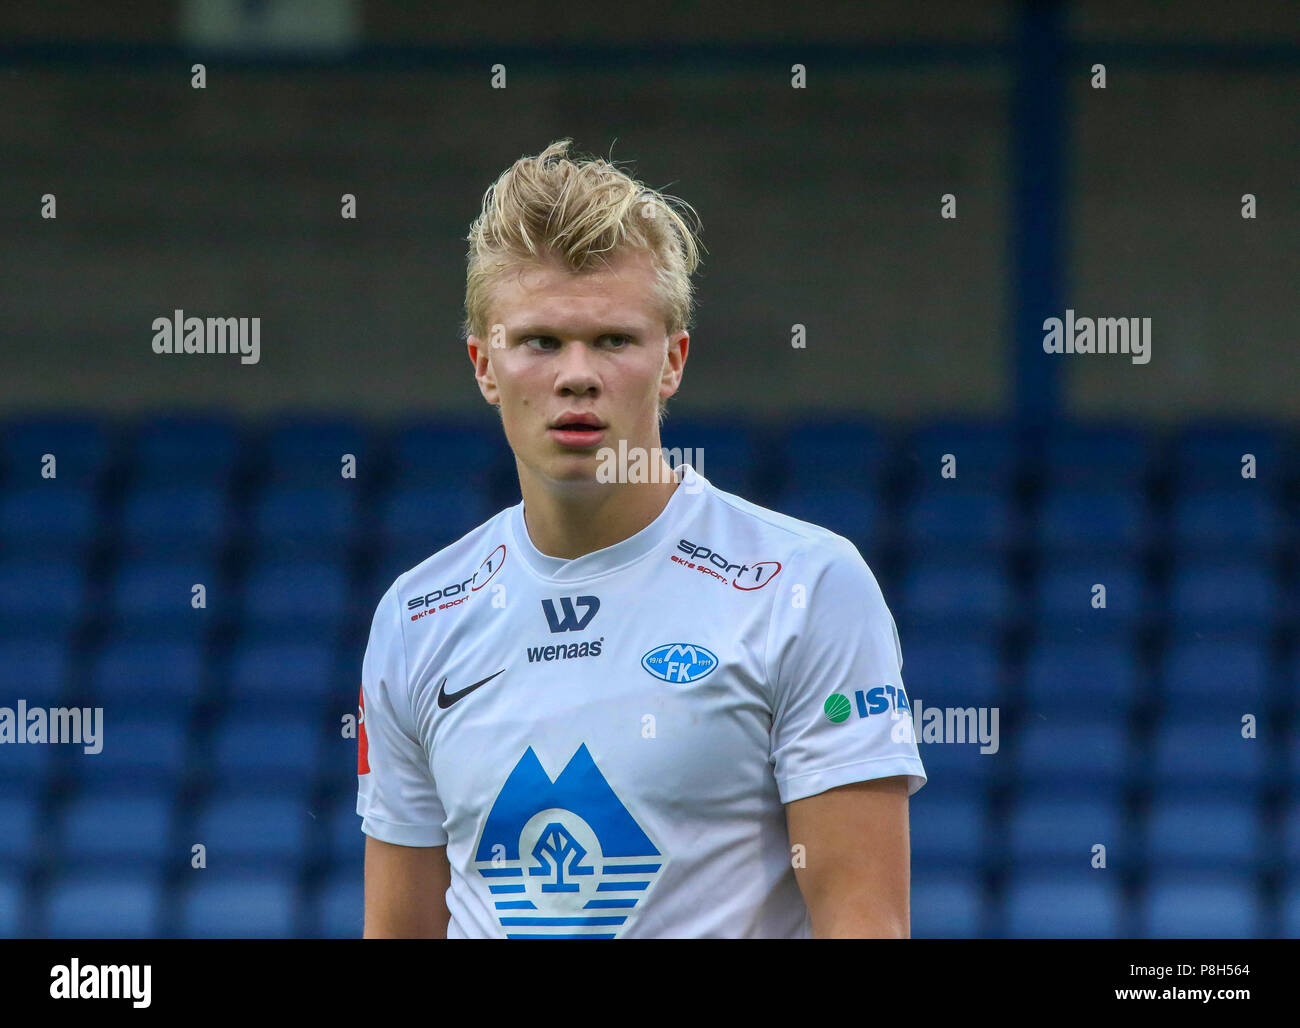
<box><xmin>467</xmin><ymin>248</ymin><xmax>688</xmax><ymax>489</ymax></box>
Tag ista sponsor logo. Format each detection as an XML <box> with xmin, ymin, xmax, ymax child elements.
<box><xmin>824</xmin><ymin>684</ymin><xmax>911</xmax><ymax>724</ymax></box>
<box><xmin>406</xmin><ymin>544</ymin><xmax>506</xmax><ymax>620</ymax></box>
<box><xmin>641</xmin><ymin>643</ymin><xmax>718</xmax><ymax>683</ymax></box>
<box><xmin>671</xmin><ymin>538</ymin><xmax>781</xmax><ymax>590</ymax></box>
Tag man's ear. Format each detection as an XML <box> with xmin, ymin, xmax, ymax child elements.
<box><xmin>659</xmin><ymin>330</ymin><xmax>689</xmax><ymax>402</ymax></box>
<box><xmin>467</xmin><ymin>335</ymin><xmax>500</xmax><ymax>406</ymax></box>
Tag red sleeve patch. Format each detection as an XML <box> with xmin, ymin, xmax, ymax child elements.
<box><xmin>357</xmin><ymin>686</ymin><xmax>370</xmax><ymax>775</ymax></box>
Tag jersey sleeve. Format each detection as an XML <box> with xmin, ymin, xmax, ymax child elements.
<box><xmin>356</xmin><ymin>580</ymin><xmax>449</xmax><ymax>846</ymax></box>
<box><xmin>767</xmin><ymin>534</ymin><xmax>927</xmax><ymax>804</ymax></box>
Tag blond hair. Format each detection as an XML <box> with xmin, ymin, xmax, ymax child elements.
<box><xmin>463</xmin><ymin>139</ymin><xmax>704</xmax><ymax>343</ymax></box>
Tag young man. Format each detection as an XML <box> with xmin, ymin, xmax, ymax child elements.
<box><xmin>357</xmin><ymin>139</ymin><xmax>926</xmax><ymax>939</ymax></box>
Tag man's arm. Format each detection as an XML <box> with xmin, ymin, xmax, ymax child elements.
<box><xmin>784</xmin><ymin>775</ymin><xmax>911</xmax><ymax>938</ymax></box>
<box><xmin>363</xmin><ymin>836</ymin><xmax>452</xmax><ymax>938</ymax></box>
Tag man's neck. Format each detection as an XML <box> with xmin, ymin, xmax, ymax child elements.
<box><xmin>518</xmin><ymin>462</ymin><xmax>681</xmax><ymax>560</ymax></box>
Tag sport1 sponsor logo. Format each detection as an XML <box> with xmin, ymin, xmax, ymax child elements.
<box><xmin>670</xmin><ymin>538</ymin><xmax>781</xmax><ymax>590</ymax></box>
<box><xmin>406</xmin><ymin>544</ymin><xmax>506</xmax><ymax>620</ymax></box>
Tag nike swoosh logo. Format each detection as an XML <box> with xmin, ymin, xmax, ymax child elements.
<box><xmin>437</xmin><ymin>669</ymin><xmax>506</xmax><ymax>709</ymax></box>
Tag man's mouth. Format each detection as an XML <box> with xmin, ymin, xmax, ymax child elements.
<box><xmin>549</xmin><ymin>416</ymin><xmax>606</xmax><ymax>448</ymax></box>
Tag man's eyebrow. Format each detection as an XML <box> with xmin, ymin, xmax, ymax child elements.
<box><xmin>512</xmin><ymin>325</ymin><xmax>646</xmax><ymax>337</ymax></box>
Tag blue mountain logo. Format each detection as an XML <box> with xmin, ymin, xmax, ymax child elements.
<box><xmin>641</xmin><ymin>642</ymin><xmax>718</xmax><ymax>683</ymax></box>
<box><xmin>473</xmin><ymin>743</ymin><xmax>665</xmax><ymax>938</ymax></box>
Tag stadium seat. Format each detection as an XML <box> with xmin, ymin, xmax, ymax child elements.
<box><xmin>1171</xmin><ymin>423</ymin><xmax>1283</xmax><ymax>493</ymax></box>
<box><xmin>0</xmin><ymin>560</ymin><xmax>86</xmax><ymax>640</ymax></box>
<box><xmin>1171</xmin><ymin>490</ymin><xmax>1282</xmax><ymax>555</ymax></box>
<box><xmin>1035</xmin><ymin>489</ymin><xmax>1151</xmax><ymax>555</ymax></box>
<box><xmin>250</xmin><ymin>484</ymin><xmax>358</xmax><ymax>552</ymax></box>
<box><xmin>0</xmin><ymin>737</ymin><xmax>54</xmax><ymax>794</ymax></box>
<box><xmin>240</xmin><ymin>560</ymin><xmax>349</xmax><ymax>639</ymax></box>
<box><xmin>227</xmin><ymin>639</ymin><xmax>337</xmax><ymax>708</ymax></box>
<box><xmin>901</xmin><ymin>488</ymin><xmax>1015</xmax><ymax>553</ymax></box>
<box><xmin>0</xmin><ymin>872</ymin><xmax>22</xmax><ymax>938</ymax></box>
<box><xmin>904</xmin><ymin>421</ymin><xmax>1019</xmax><ymax>492</ymax></box>
<box><xmin>1031</xmin><ymin>560</ymin><xmax>1148</xmax><ymax>634</ymax></box>
<box><xmin>43</xmin><ymin>872</ymin><xmax>164</xmax><ymax>938</ymax></box>
<box><xmin>179</xmin><ymin>873</ymin><xmax>298</xmax><ymax>938</ymax></box>
<box><xmin>209</xmin><ymin>717</ymin><xmax>323</xmax><ymax>791</ymax></box>
<box><xmin>314</xmin><ymin>869</ymin><xmax>363</xmax><ymax>938</ymax></box>
<box><xmin>0</xmin><ymin>637</ymin><xmax>69</xmax><ymax>706</ymax></box>
<box><xmin>899</xmin><ymin>559</ymin><xmax>1013</xmax><ymax>630</ymax></box>
<box><xmin>914</xmin><ymin>737</ymin><xmax>999</xmax><ymax>794</ymax></box>
<box><xmin>90</xmin><ymin>637</ymin><xmax>205</xmax><ymax>712</ymax></box>
<box><xmin>659</xmin><ymin>418</ymin><xmax>759</xmax><ymax>496</ymax></box>
<box><xmin>1013</xmin><ymin>720</ymin><xmax>1133</xmax><ymax>793</ymax></box>
<box><xmin>390</xmin><ymin>418</ymin><xmax>511</xmax><ymax>492</ymax></box>
<box><xmin>128</xmin><ymin>413</ymin><xmax>242</xmax><ymax>485</ymax></box>
<box><xmin>0</xmin><ymin>798</ymin><xmax>41</xmax><ymax>872</ymax></box>
<box><xmin>109</xmin><ymin>560</ymin><xmax>218</xmax><ymax>639</ymax></box>
<box><xmin>189</xmin><ymin>794</ymin><xmax>314</xmax><ymax>866</ymax></box>
<box><xmin>775</xmin><ymin>419</ymin><xmax>887</xmax><ymax>494</ymax></box>
<box><xmin>1150</xmin><ymin>717</ymin><xmax>1266</xmax><ymax>792</ymax></box>
<box><xmin>1022</xmin><ymin>638</ymin><xmax>1142</xmax><ymax>714</ymax></box>
<box><xmin>118</xmin><ymin>483</ymin><xmax>231</xmax><ymax>556</ymax></box>
<box><xmin>1037</xmin><ymin>423</ymin><xmax>1152</xmax><ymax>490</ymax></box>
<box><xmin>0</xmin><ymin>486</ymin><xmax>97</xmax><ymax>560</ymax></box>
<box><xmin>328</xmin><ymin>796</ymin><xmax>365</xmax><ymax>872</ymax></box>
<box><xmin>1</xmin><ymin>415</ymin><xmax>112</xmax><ymax>488</ymax></box>
<box><xmin>902</xmin><ymin>637</ymin><xmax>1001</xmax><ymax>708</ymax></box>
<box><xmin>1143</xmin><ymin>797</ymin><xmax>1263</xmax><ymax>871</ymax></box>
<box><xmin>909</xmin><ymin>792</ymin><xmax>990</xmax><ymax>870</ymax></box>
<box><xmin>379</xmin><ymin>485</ymin><xmax>496</xmax><ymax>556</ymax></box>
<box><xmin>1167</xmin><ymin>559</ymin><xmax>1280</xmax><ymax>631</ymax></box>
<box><xmin>261</xmin><ymin>418</ymin><xmax>375</xmax><ymax>487</ymax></box>
<box><xmin>1141</xmin><ymin>873</ymin><xmax>1262</xmax><ymax>938</ymax></box>
<box><xmin>1006</xmin><ymin>791</ymin><xmax>1125</xmax><ymax>869</ymax></box>
<box><xmin>912</xmin><ymin>871</ymin><xmax>986</xmax><ymax>938</ymax></box>
<box><xmin>1160</xmin><ymin>636</ymin><xmax>1270</xmax><ymax>714</ymax></box>
<box><xmin>1283</xmin><ymin>878</ymin><xmax>1300</xmax><ymax>938</ymax></box>
<box><xmin>55</xmin><ymin>792</ymin><xmax>174</xmax><ymax>869</ymax></box>
<box><xmin>71</xmin><ymin>715</ymin><xmax>189</xmax><ymax>789</ymax></box>
<box><xmin>1002</xmin><ymin>873</ymin><xmax>1124</xmax><ymax>938</ymax></box>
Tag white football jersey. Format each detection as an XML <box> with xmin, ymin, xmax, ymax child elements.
<box><xmin>357</xmin><ymin>464</ymin><xmax>926</xmax><ymax>938</ymax></box>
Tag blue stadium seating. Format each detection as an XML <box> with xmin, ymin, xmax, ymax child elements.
<box><xmin>0</xmin><ymin>872</ymin><xmax>23</xmax><ymax>938</ymax></box>
<box><xmin>1150</xmin><ymin>717</ymin><xmax>1267</xmax><ymax>792</ymax></box>
<box><xmin>261</xmin><ymin>418</ymin><xmax>374</xmax><ymax>487</ymax></box>
<box><xmin>1031</xmin><ymin>560</ymin><xmax>1148</xmax><ymax>634</ymax></box>
<box><xmin>91</xmin><ymin>636</ymin><xmax>206</xmax><ymax>712</ymax></box>
<box><xmin>390</xmin><ymin>418</ymin><xmax>511</xmax><ymax>491</ymax></box>
<box><xmin>190</xmin><ymin>794</ymin><xmax>314</xmax><ymax>867</ymax></box>
<box><xmin>1002</xmin><ymin>873</ymin><xmax>1124</xmax><ymax>937</ymax></box>
<box><xmin>1013</xmin><ymin>720</ymin><xmax>1133</xmax><ymax>793</ymax></box>
<box><xmin>1143</xmin><ymin>798</ymin><xmax>1263</xmax><ymax>871</ymax></box>
<box><xmin>905</xmin><ymin>421</ymin><xmax>1019</xmax><ymax>491</ymax></box>
<box><xmin>1022</xmin><ymin>638</ymin><xmax>1142</xmax><ymax>714</ymax></box>
<box><xmin>1</xmin><ymin>416</ymin><xmax>112</xmax><ymax>488</ymax></box>
<box><xmin>179</xmin><ymin>872</ymin><xmax>298</xmax><ymax>937</ymax></box>
<box><xmin>227</xmin><ymin>639</ymin><xmax>337</xmax><ymax>707</ymax></box>
<box><xmin>314</xmin><ymin>869</ymin><xmax>363</xmax><ymax>938</ymax></box>
<box><xmin>1167</xmin><ymin>559</ymin><xmax>1280</xmax><ymax>631</ymax></box>
<box><xmin>900</xmin><ymin>559</ymin><xmax>1012</xmax><ymax>630</ymax></box>
<box><xmin>379</xmin><ymin>485</ymin><xmax>496</xmax><ymax>555</ymax></box>
<box><xmin>1005</xmin><ymin>791</ymin><xmax>1125</xmax><ymax>869</ymax></box>
<box><xmin>909</xmin><ymin>792</ymin><xmax>990</xmax><ymax>870</ymax></box>
<box><xmin>773</xmin><ymin>488</ymin><xmax>879</xmax><ymax>557</ymax></box>
<box><xmin>240</xmin><ymin>560</ymin><xmax>349</xmax><ymax>640</ymax></box>
<box><xmin>119</xmin><ymin>483</ymin><xmax>231</xmax><ymax>555</ymax></box>
<box><xmin>1160</xmin><ymin>636</ymin><xmax>1271</xmax><ymax>714</ymax></box>
<box><xmin>251</xmin><ymin>484</ymin><xmax>358</xmax><ymax>552</ymax></box>
<box><xmin>0</xmin><ymin>486</ymin><xmax>97</xmax><ymax>559</ymax></box>
<box><xmin>42</xmin><ymin>872</ymin><xmax>165</xmax><ymax>938</ymax></box>
<box><xmin>659</xmin><ymin>418</ymin><xmax>758</xmax><ymax>496</ymax></box>
<box><xmin>1038</xmin><ymin>423</ymin><xmax>1152</xmax><ymax>490</ymax></box>
<box><xmin>1171</xmin><ymin>423</ymin><xmax>1283</xmax><ymax>493</ymax></box>
<box><xmin>902</xmin><ymin>488</ymin><xmax>1015</xmax><ymax>553</ymax></box>
<box><xmin>1141</xmin><ymin>872</ymin><xmax>1263</xmax><ymax>937</ymax></box>
<box><xmin>775</xmin><ymin>419</ymin><xmax>887</xmax><ymax>494</ymax></box>
<box><xmin>1171</xmin><ymin>490</ymin><xmax>1282</xmax><ymax>554</ymax></box>
<box><xmin>208</xmin><ymin>717</ymin><xmax>324</xmax><ymax>791</ymax></box>
<box><xmin>0</xmin><ymin>638</ymin><xmax>69</xmax><ymax>706</ymax></box>
<box><xmin>1036</xmin><ymin>489</ymin><xmax>1151</xmax><ymax>555</ymax></box>
<box><xmin>0</xmin><ymin>559</ymin><xmax>85</xmax><ymax>639</ymax></box>
<box><xmin>912</xmin><ymin>871</ymin><xmax>986</xmax><ymax>938</ymax></box>
<box><xmin>55</xmin><ymin>792</ymin><xmax>174</xmax><ymax>869</ymax></box>
<box><xmin>0</xmin><ymin>798</ymin><xmax>41</xmax><ymax>873</ymax></box>
<box><xmin>71</xmin><ymin>716</ymin><xmax>189</xmax><ymax>789</ymax></box>
<box><xmin>903</xmin><ymin>637</ymin><xmax>1001</xmax><ymax>708</ymax></box>
<box><xmin>110</xmin><ymin>560</ymin><xmax>218</xmax><ymax>638</ymax></box>
<box><xmin>128</xmin><ymin>413</ymin><xmax>242</xmax><ymax>485</ymax></box>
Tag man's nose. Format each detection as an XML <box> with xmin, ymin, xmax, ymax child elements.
<box><xmin>554</xmin><ymin>341</ymin><xmax>600</xmax><ymax>394</ymax></box>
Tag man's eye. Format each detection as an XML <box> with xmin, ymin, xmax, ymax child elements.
<box><xmin>603</xmin><ymin>335</ymin><xmax>630</xmax><ymax>348</ymax></box>
<box><xmin>524</xmin><ymin>337</ymin><xmax>558</xmax><ymax>350</ymax></box>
